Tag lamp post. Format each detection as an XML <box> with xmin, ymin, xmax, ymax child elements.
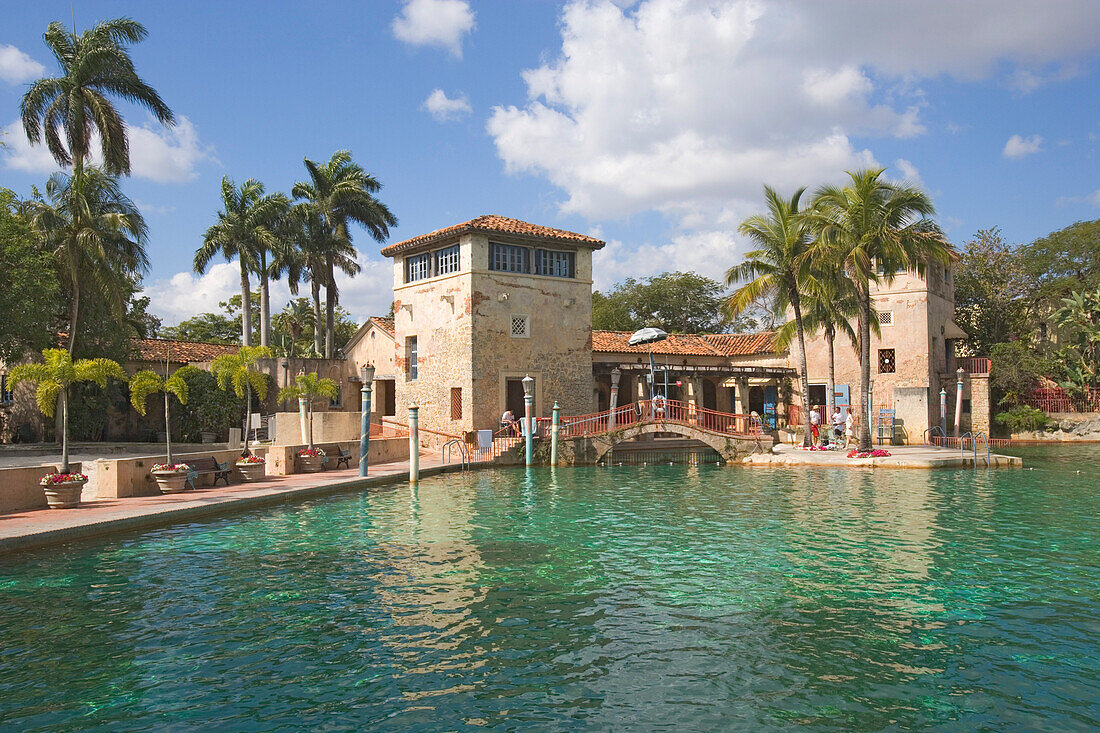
<box><xmin>940</xmin><ymin>387</ymin><xmax>947</xmax><ymax>435</ymax></box>
<box><xmin>551</xmin><ymin>401</ymin><xmax>560</xmax><ymax>465</ymax></box>
<box><xmin>609</xmin><ymin>367</ymin><xmax>621</xmax><ymax>429</ymax></box>
<box><xmin>358</xmin><ymin>363</ymin><xmax>375</xmax><ymax>477</ymax></box>
<box><xmin>954</xmin><ymin>367</ymin><xmax>965</xmax><ymax>437</ymax></box>
<box><xmin>409</xmin><ymin>404</ymin><xmax>419</xmax><ymax>483</ymax></box>
<box><xmin>522</xmin><ymin>374</ymin><xmax>534</xmax><ymax>467</ymax></box>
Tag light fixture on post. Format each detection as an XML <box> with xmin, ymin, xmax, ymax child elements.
<box><xmin>522</xmin><ymin>374</ymin><xmax>535</xmax><ymax>467</ymax></box>
<box><xmin>359</xmin><ymin>363</ymin><xmax>375</xmax><ymax>477</ymax></box>
<box><xmin>609</xmin><ymin>367</ymin><xmax>622</xmax><ymax>429</ymax></box>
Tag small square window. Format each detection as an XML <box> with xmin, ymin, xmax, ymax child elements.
<box><xmin>510</xmin><ymin>314</ymin><xmax>530</xmax><ymax>338</ymax></box>
<box><xmin>877</xmin><ymin>311</ymin><xmax>893</xmax><ymax>326</ymax></box>
<box><xmin>878</xmin><ymin>348</ymin><xmax>896</xmax><ymax>374</ymax></box>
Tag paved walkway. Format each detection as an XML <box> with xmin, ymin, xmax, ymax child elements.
<box><xmin>0</xmin><ymin>452</ymin><xmax>461</xmax><ymax>555</ymax></box>
<box><xmin>742</xmin><ymin>443</ymin><xmax>1023</xmax><ymax>468</ymax></box>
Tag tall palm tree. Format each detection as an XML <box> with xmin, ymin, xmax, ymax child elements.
<box><xmin>21</xmin><ymin>17</ymin><xmax>174</xmax><ymax>187</ymax></box>
<box><xmin>275</xmin><ymin>204</ymin><xmax>332</xmax><ymax>356</ymax></box>
<box><xmin>807</xmin><ymin>168</ymin><xmax>952</xmax><ymax>450</ymax></box>
<box><xmin>293</xmin><ymin>150</ymin><xmax>396</xmax><ymax>357</ymax></box>
<box><xmin>8</xmin><ymin>349</ymin><xmax>126</xmax><ymax>473</ymax></box>
<box><xmin>727</xmin><ymin>186</ymin><xmax>815</xmax><ymax>446</ymax></box>
<box><xmin>211</xmin><ymin>345</ymin><xmax>274</xmax><ymax>445</ymax></box>
<box><xmin>29</xmin><ymin>166</ymin><xmax>147</xmax><ymax>355</ymax></box>
<box><xmin>194</xmin><ymin>177</ymin><xmax>287</xmax><ymax>347</ymax></box>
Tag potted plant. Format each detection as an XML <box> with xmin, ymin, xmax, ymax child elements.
<box><xmin>130</xmin><ymin>352</ymin><xmax>189</xmax><ymax>487</ymax></box>
<box><xmin>150</xmin><ymin>462</ymin><xmax>192</xmax><ymax>493</ymax></box>
<box><xmin>296</xmin><ymin>447</ymin><xmax>326</xmax><ymax>473</ymax></box>
<box><xmin>8</xmin><ymin>349</ymin><xmax>126</xmax><ymax>508</ymax></box>
<box><xmin>277</xmin><ymin>370</ymin><xmax>339</xmax><ymax>455</ymax></box>
<box><xmin>40</xmin><ymin>471</ymin><xmax>88</xmax><ymax>509</ymax></box>
<box><xmin>236</xmin><ymin>454</ymin><xmax>266</xmax><ymax>481</ymax></box>
<box><xmin>211</xmin><ymin>346</ymin><xmax>274</xmax><ymax>446</ymax></box>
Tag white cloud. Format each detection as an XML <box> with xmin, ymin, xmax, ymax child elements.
<box><xmin>1003</xmin><ymin>133</ymin><xmax>1043</xmax><ymax>159</ymax></box>
<box><xmin>392</xmin><ymin>0</ymin><xmax>475</xmax><ymax>58</ymax></box>
<box><xmin>0</xmin><ymin>44</ymin><xmax>45</xmax><ymax>84</ymax></box>
<box><xmin>422</xmin><ymin>88</ymin><xmax>472</xmax><ymax>122</ymax></box>
<box><xmin>145</xmin><ymin>252</ymin><xmax>394</xmax><ymax>327</ymax></box>
<box><xmin>489</xmin><ymin>0</ymin><xmax>1100</xmax><ymax>234</ymax></box>
<box><xmin>1</xmin><ymin>115</ymin><xmax>215</xmax><ymax>182</ymax></box>
<box><xmin>1054</xmin><ymin>189</ymin><xmax>1100</xmax><ymax>207</ymax></box>
<box><xmin>593</xmin><ymin>229</ymin><xmax>743</xmax><ymax>292</ymax></box>
<box><xmin>893</xmin><ymin>158</ymin><xmax>923</xmax><ymax>187</ymax></box>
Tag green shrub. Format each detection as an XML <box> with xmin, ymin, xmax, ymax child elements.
<box><xmin>994</xmin><ymin>405</ymin><xmax>1050</xmax><ymax>433</ymax></box>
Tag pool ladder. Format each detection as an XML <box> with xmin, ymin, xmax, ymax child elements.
<box><xmin>924</xmin><ymin>425</ymin><xmax>946</xmax><ymax>445</ymax></box>
<box><xmin>959</xmin><ymin>431</ymin><xmax>990</xmax><ymax>467</ymax></box>
<box><xmin>442</xmin><ymin>439</ymin><xmax>471</xmax><ymax>471</ymax></box>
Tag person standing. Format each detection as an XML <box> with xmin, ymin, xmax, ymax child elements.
<box><xmin>831</xmin><ymin>406</ymin><xmax>845</xmax><ymax>443</ymax></box>
<box><xmin>809</xmin><ymin>405</ymin><xmax>821</xmax><ymax>446</ymax></box>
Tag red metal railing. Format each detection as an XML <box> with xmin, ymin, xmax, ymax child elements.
<box><xmin>1023</xmin><ymin>387</ymin><xmax>1100</xmax><ymax>414</ymax></box>
<box><xmin>558</xmin><ymin>399</ymin><xmax>762</xmax><ymax>438</ymax></box>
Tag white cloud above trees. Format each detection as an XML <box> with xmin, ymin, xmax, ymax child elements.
<box><xmin>423</xmin><ymin>88</ymin><xmax>472</xmax><ymax>122</ymax></box>
<box><xmin>0</xmin><ymin>44</ymin><xmax>45</xmax><ymax>84</ymax></box>
<box><xmin>392</xmin><ymin>0</ymin><xmax>475</xmax><ymax>58</ymax></box>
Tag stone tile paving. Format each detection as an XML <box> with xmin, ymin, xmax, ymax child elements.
<box><xmin>0</xmin><ymin>452</ymin><xmax>458</xmax><ymax>555</ymax></box>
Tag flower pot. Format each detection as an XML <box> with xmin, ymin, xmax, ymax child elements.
<box><xmin>236</xmin><ymin>462</ymin><xmax>266</xmax><ymax>482</ymax></box>
<box><xmin>43</xmin><ymin>480</ymin><xmax>86</xmax><ymax>509</ymax></box>
<box><xmin>151</xmin><ymin>470</ymin><xmax>190</xmax><ymax>493</ymax></box>
<box><xmin>297</xmin><ymin>455</ymin><xmax>325</xmax><ymax>473</ymax></box>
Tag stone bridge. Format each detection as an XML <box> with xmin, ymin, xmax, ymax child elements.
<box><xmin>549</xmin><ymin>419</ymin><xmax>774</xmax><ymax>465</ymax></box>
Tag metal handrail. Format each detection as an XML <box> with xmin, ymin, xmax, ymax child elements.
<box><xmin>973</xmin><ymin>430</ymin><xmax>990</xmax><ymax>466</ymax></box>
<box><xmin>441</xmin><ymin>439</ymin><xmax>470</xmax><ymax>470</ymax></box>
<box><xmin>959</xmin><ymin>431</ymin><xmax>972</xmax><ymax>460</ymax></box>
<box><xmin>924</xmin><ymin>425</ymin><xmax>946</xmax><ymax>445</ymax></box>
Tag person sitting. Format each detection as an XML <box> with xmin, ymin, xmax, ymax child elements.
<box><xmin>653</xmin><ymin>393</ymin><xmax>667</xmax><ymax>419</ymax></box>
<box><xmin>501</xmin><ymin>409</ymin><xmax>519</xmax><ymax>435</ymax></box>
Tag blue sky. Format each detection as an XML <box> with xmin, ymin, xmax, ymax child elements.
<box><xmin>2</xmin><ymin>0</ymin><xmax>1099</xmax><ymax>326</ymax></box>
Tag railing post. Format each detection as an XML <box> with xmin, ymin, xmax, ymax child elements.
<box><xmin>954</xmin><ymin>367</ymin><xmax>965</xmax><ymax>437</ymax></box>
<box><xmin>359</xmin><ymin>379</ymin><xmax>372</xmax><ymax>477</ymax></box>
<box><xmin>522</xmin><ymin>374</ymin><xmax>534</xmax><ymax>468</ymax></box>
<box><xmin>940</xmin><ymin>387</ymin><xmax>947</xmax><ymax>436</ymax></box>
<box><xmin>408</xmin><ymin>405</ymin><xmax>419</xmax><ymax>483</ymax></box>
<box><xmin>551</xmin><ymin>401</ymin><xmax>560</xmax><ymax>465</ymax></box>
<box><xmin>609</xmin><ymin>368</ymin><xmax>620</xmax><ymax>430</ymax></box>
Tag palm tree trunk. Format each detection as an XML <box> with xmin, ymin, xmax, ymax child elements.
<box><xmin>240</xmin><ymin>259</ymin><xmax>253</xmax><ymax>347</ymax></box>
<box><xmin>60</xmin><ymin>388</ymin><xmax>70</xmax><ymax>474</ymax></box>
<box><xmin>790</xmin><ymin>292</ymin><xmax>812</xmax><ymax>448</ymax></box>
<box><xmin>311</xmin><ymin>279</ymin><xmax>323</xmax><ymax>356</ymax></box>
<box><xmin>826</xmin><ymin>327</ymin><xmax>836</xmax><ymax>418</ymax></box>
<box><xmin>164</xmin><ymin>388</ymin><xmax>172</xmax><ymax>466</ymax></box>
<box><xmin>859</xmin><ymin>290</ymin><xmax>873</xmax><ymax>451</ymax></box>
<box><xmin>325</xmin><ymin>257</ymin><xmax>336</xmax><ymax>359</ymax></box>
<box><xmin>259</xmin><ymin>250</ymin><xmax>271</xmax><ymax>348</ymax></box>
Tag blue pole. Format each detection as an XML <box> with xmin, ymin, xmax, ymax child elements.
<box><xmin>524</xmin><ymin>392</ymin><xmax>534</xmax><ymax>467</ymax></box>
<box><xmin>359</xmin><ymin>380</ymin><xmax>372</xmax><ymax>477</ymax></box>
<box><xmin>409</xmin><ymin>405</ymin><xmax>419</xmax><ymax>483</ymax></box>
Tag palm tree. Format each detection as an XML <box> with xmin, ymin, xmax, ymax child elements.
<box><xmin>272</xmin><ymin>298</ymin><xmax>316</xmax><ymax>358</ymax></box>
<box><xmin>211</xmin><ymin>345</ymin><xmax>274</xmax><ymax>445</ymax></box>
<box><xmin>21</xmin><ymin>17</ymin><xmax>174</xmax><ymax>186</ymax></box>
<box><xmin>29</xmin><ymin>166</ymin><xmax>147</xmax><ymax>355</ymax></box>
<box><xmin>727</xmin><ymin>186</ymin><xmax>815</xmax><ymax>446</ymax></box>
<box><xmin>194</xmin><ymin>178</ymin><xmax>287</xmax><ymax>347</ymax></box>
<box><xmin>129</xmin><ymin>365</ymin><xmax>188</xmax><ymax>465</ymax></box>
<box><xmin>293</xmin><ymin>151</ymin><xmax>396</xmax><ymax>357</ymax></box>
<box><xmin>8</xmin><ymin>349</ymin><xmax>125</xmax><ymax>473</ymax></box>
<box><xmin>276</xmin><ymin>371</ymin><xmax>339</xmax><ymax>449</ymax></box>
<box><xmin>273</xmin><ymin>204</ymin><xmax>329</xmax><ymax>355</ymax></box>
<box><xmin>807</xmin><ymin>168</ymin><xmax>952</xmax><ymax>450</ymax></box>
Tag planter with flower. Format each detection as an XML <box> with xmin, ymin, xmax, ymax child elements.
<box><xmin>8</xmin><ymin>349</ymin><xmax>126</xmax><ymax>510</ymax></box>
<box><xmin>150</xmin><ymin>463</ymin><xmax>192</xmax><ymax>493</ymax></box>
<box><xmin>296</xmin><ymin>447</ymin><xmax>326</xmax><ymax>473</ymax></box>
<box><xmin>847</xmin><ymin>449</ymin><xmax>892</xmax><ymax>459</ymax></box>
<box><xmin>41</xmin><ymin>472</ymin><xmax>89</xmax><ymax>509</ymax></box>
<box><xmin>236</xmin><ymin>454</ymin><xmax>266</xmax><ymax>482</ymax></box>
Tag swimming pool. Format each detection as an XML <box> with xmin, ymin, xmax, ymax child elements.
<box><xmin>1</xmin><ymin>451</ymin><xmax>1097</xmax><ymax>730</ymax></box>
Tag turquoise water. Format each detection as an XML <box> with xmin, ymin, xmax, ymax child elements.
<box><xmin>0</xmin><ymin>451</ymin><xmax>1098</xmax><ymax>731</ymax></box>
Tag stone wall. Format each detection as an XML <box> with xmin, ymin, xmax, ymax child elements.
<box><xmin>97</xmin><ymin>448</ymin><xmax>248</xmax><ymax>499</ymax></box>
<box><xmin>1012</xmin><ymin>413</ymin><xmax>1100</xmax><ymax>441</ymax></box>
<box><xmin>270</xmin><ymin>410</ymin><xmax>368</xmax><ymax>445</ymax></box>
<box><xmin>0</xmin><ymin>462</ymin><xmax>82</xmax><ymax>513</ymax></box>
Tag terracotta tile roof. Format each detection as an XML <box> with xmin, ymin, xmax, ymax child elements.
<box><xmin>131</xmin><ymin>338</ymin><xmax>239</xmax><ymax>363</ymax></box>
<box><xmin>592</xmin><ymin>330</ymin><xmax>778</xmax><ymax>357</ymax></box>
<box><xmin>381</xmin><ymin>214</ymin><xmax>605</xmax><ymax>256</ymax></box>
<box><xmin>702</xmin><ymin>332</ymin><xmax>777</xmax><ymax>356</ymax></box>
<box><xmin>369</xmin><ymin>316</ymin><xmax>395</xmax><ymax>337</ymax></box>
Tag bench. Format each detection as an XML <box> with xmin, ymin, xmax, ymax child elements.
<box><xmin>317</xmin><ymin>444</ymin><xmax>353</xmax><ymax>470</ymax></box>
<box><xmin>185</xmin><ymin>456</ymin><xmax>231</xmax><ymax>489</ymax></box>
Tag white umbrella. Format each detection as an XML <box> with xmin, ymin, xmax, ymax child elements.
<box><xmin>628</xmin><ymin>327</ymin><xmax>668</xmax><ymax>346</ymax></box>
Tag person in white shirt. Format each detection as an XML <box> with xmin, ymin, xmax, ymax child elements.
<box><xmin>845</xmin><ymin>408</ymin><xmax>856</xmax><ymax>446</ymax></box>
<box><xmin>809</xmin><ymin>406</ymin><xmax>821</xmax><ymax>445</ymax></box>
<box><xmin>831</xmin><ymin>406</ymin><xmax>845</xmax><ymax>442</ymax></box>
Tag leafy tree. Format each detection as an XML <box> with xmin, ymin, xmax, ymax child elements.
<box><xmin>0</xmin><ymin>189</ymin><xmax>58</xmax><ymax>362</ymax></box>
<box><xmin>988</xmin><ymin>342</ymin><xmax>1053</xmax><ymax>410</ymax></box>
<box><xmin>807</xmin><ymin>167</ymin><xmax>951</xmax><ymax>451</ymax></box>
<box><xmin>293</xmin><ymin>151</ymin><xmax>396</xmax><ymax>357</ymax></box>
<box><xmin>194</xmin><ymin>177</ymin><xmax>287</xmax><ymax>347</ymax></box>
<box><xmin>1019</xmin><ymin>218</ymin><xmax>1100</xmax><ymax>311</ymax></box>
<box><xmin>173</xmin><ymin>366</ymin><xmax>244</xmax><ymax>442</ymax></box>
<box><xmin>8</xmin><ymin>349</ymin><xmax>125</xmax><ymax>472</ymax></box>
<box><xmin>1050</xmin><ymin>287</ymin><xmax>1100</xmax><ymax>396</ymax></box>
<box><xmin>126</xmin><ymin>295</ymin><xmax>161</xmax><ymax>338</ymax></box>
<box><xmin>728</xmin><ymin>187</ymin><xmax>815</xmax><ymax>446</ymax></box>
<box><xmin>20</xmin><ymin>17</ymin><xmax>174</xmax><ymax>184</ymax></box>
<box><xmin>160</xmin><ymin>313</ymin><xmax>241</xmax><ymax>344</ymax></box>
<box><xmin>994</xmin><ymin>405</ymin><xmax>1050</xmax><ymax>433</ymax></box>
<box><xmin>129</xmin><ymin>367</ymin><xmax>188</xmax><ymax>464</ymax></box>
<box><xmin>28</xmin><ymin>167</ymin><xmax>147</xmax><ymax>355</ymax></box>
<box><xmin>593</xmin><ymin>271</ymin><xmax>730</xmax><ymax>333</ymax></box>
<box><xmin>271</xmin><ymin>297</ymin><xmax>316</xmax><ymax>357</ymax></box>
<box><xmin>211</xmin><ymin>345</ymin><xmax>274</xmax><ymax>443</ymax></box>
<box><xmin>276</xmin><ymin>371</ymin><xmax>339</xmax><ymax>449</ymax></box>
<box><xmin>953</xmin><ymin>228</ymin><xmax>1031</xmax><ymax>354</ymax></box>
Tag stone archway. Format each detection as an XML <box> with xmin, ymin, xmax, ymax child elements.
<box><xmin>557</xmin><ymin>420</ymin><xmax>771</xmax><ymax>465</ymax></box>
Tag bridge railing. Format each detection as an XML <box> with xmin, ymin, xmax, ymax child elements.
<box><xmin>559</xmin><ymin>399</ymin><xmax>762</xmax><ymax>438</ymax></box>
